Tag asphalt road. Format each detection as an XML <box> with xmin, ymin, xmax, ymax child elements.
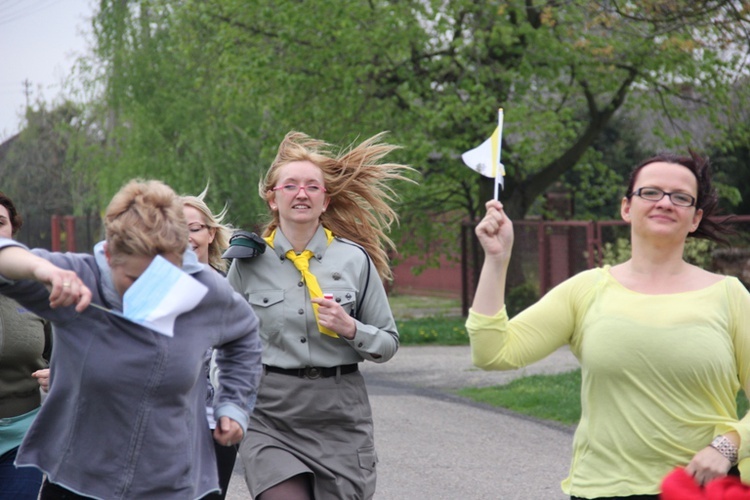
<box><xmin>226</xmin><ymin>345</ymin><xmax>580</xmax><ymax>500</ymax></box>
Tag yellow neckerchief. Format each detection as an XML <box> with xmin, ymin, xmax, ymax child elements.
<box><xmin>262</xmin><ymin>227</ymin><xmax>334</xmax><ymax>249</ymax></box>
<box><xmin>264</xmin><ymin>227</ymin><xmax>337</xmax><ymax>338</ymax></box>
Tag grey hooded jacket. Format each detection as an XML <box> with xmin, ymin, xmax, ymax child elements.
<box><xmin>0</xmin><ymin>239</ymin><xmax>262</xmax><ymax>499</ymax></box>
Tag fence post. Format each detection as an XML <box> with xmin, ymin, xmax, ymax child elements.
<box><xmin>587</xmin><ymin>221</ymin><xmax>596</xmax><ymax>268</ymax></box>
<box><xmin>461</xmin><ymin>223</ymin><xmax>469</xmax><ymax>317</ymax></box>
<box><xmin>538</xmin><ymin>222</ymin><xmax>548</xmax><ymax>295</ymax></box>
<box><xmin>51</xmin><ymin>215</ymin><xmax>61</xmax><ymax>252</ymax></box>
<box><xmin>64</xmin><ymin>216</ymin><xmax>76</xmax><ymax>252</ymax></box>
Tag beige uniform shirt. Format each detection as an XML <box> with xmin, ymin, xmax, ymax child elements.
<box><xmin>227</xmin><ymin>225</ymin><xmax>398</xmax><ymax>368</ymax></box>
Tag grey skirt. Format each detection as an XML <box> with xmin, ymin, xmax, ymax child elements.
<box><xmin>239</xmin><ymin>368</ymin><xmax>377</xmax><ymax>499</ymax></box>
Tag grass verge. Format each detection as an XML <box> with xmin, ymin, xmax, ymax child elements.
<box><xmin>389</xmin><ymin>293</ymin><xmax>467</xmax><ymax>346</ymax></box>
<box><xmin>397</xmin><ymin>316</ymin><xmax>468</xmax><ymax>345</ymax></box>
<box><xmin>458</xmin><ymin>370</ymin><xmax>582</xmax><ymax>425</ymax></box>
<box><xmin>457</xmin><ymin>369</ymin><xmax>750</xmax><ymax>426</ymax></box>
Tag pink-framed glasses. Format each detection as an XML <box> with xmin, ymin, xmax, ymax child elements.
<box><xmin>272</xmin><ymin>184</ymin><xmax>327</xmax><ymax>196</ymax></box>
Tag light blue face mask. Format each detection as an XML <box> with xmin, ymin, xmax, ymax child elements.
<box><xmin>91</xmin><ymin>255</ymin><xmax>208</xmax><ymax>337</ymax></box>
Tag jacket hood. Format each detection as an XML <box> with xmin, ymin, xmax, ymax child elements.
<box><xmin>93</xmin><ymin>241</ymin><xmax>203</xmax><ymax>311</ymax></box>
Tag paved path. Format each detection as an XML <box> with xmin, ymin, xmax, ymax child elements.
<box><xmin>226</xmin><ymin>345</ymin><xmax>579</xmax><ymax>499</ymax></box>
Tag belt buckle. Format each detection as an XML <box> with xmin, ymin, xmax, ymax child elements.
<box><xmin>304</xmin><ymin>366</ymin><xmax>322</xmax><ymax>379</ymax></box>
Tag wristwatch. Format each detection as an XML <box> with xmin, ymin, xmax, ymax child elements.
<box><xmin>710</xmin><ymin>435</ymin><xmax>739</xmax><ymax>465</ymax></box>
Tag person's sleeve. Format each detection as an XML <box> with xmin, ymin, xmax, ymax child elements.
<box><xmin>226</xmin><ymin>259</ymin><xmax>244</xmax><ymax>297</ymax></box>
<box><xmin>0</xmin><ymin>239</ymin><xmax>81</xmax><ymax>323</ymax></box>
<box><xmin>0</xmin><ymin>238</ymin><xmax>28</xmax><ymax>284</ymax></box>
<box><xmin>720</xmin><ymin>278</ymin><xmax>750</xmax><ymax>460</ymax></box>
<box><xmin>467</xmin><ymin>271</ymin><xmax>593</xmax><ymax>371</ymax></box>
<box><xmin>343</xmin><ymin>254</ymin><xmax>399</xmax><ymax>363</ymax></box>
<box><xmin>213</xmin><ymin>284</ymin><xmax>263</xmax><ymax>433</ymax></box>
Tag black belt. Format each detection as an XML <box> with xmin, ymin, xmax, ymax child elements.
<box><xmin>263</xmin><ymin>364</ymin><xmax>358</xmax><ymax>380</ymax></box>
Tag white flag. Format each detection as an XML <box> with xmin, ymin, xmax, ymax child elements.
<box><xmin>461</xmin><ymin>109</ymin><xmax>505</xmax><ymax>197</ymax></box>
<box><xmin>122</xmin><ymin>255</ymin><xmax>208</xmax><ymax>337</ymax></box>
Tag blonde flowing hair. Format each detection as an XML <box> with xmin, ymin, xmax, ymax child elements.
<box><xmin>259</xmin><ymin>131</ymin><xmax>416</xmax><ymax>281</ymax></box>
<box><xmin>182</xmin><ymin>186</ymin><xmax>233</xmax><ymax>272</ymax></box>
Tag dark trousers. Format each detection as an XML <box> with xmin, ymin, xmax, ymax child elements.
<box><xmin>0</xmin><ymin>447</ymin><xmax>44</xmax><ymax>500</ymax></box>
<box><xmin>203</xmin><ymin>441</ymin><xmax>238</xmax><ymax>500</ymax></box>
<box><xmin>571</xmin><ymin>496</ymin><xmax>657</xmax><ymax>500</ymax></box>
<box><xmin>36</xmin><ymin>442</ymin><xmax>238</xmax><ymax>500</ymax></box>
<box><xmin>39</xmin><ymin>480</ymin><xmax>94</xmax><ymax>500</ymax></box>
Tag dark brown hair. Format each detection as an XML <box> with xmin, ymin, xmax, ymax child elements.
<box><xmin>625</xmin><ymin>151</ymin><xmax>730</xmax><ymax>243</ymax></box>
<box><xmin>0</xmin><ymin>191</ymin><xmax>23</xmax><ymax>235</ymax></box>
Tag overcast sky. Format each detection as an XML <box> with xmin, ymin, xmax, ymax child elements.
<box><xmin>0</xmin><ymin>0</ymin><xmax>94</xmax><ymax>142</ymax></box>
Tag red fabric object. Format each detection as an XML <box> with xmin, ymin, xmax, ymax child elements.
<box><xmin>661</xmin><ymin>468</ymin><xmax>706</xmax><ymax>500</ymax></box>
<box><xmin>661</xmin><ymin>467</ymin><xmax>750</xmax><ymax>499</ymax></box>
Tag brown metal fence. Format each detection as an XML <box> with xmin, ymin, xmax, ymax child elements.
<box><xmin>11</xmin><ymin>212</ymin><xmax>750</xmax><ymax>316</ymax></box>
<box><xmin>461</xmin><ymin>215</ymin><xmax>750</xmax><ymax>316</ymax></box>
<box><xmin>14</xmin><ymin>214</ymin><xmax>103</xmax><ymax>253</ymax></box>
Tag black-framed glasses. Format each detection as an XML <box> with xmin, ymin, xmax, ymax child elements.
<box><xmin>631</xmin><ymin>187</ymin><xmax>696</xmax><ymax>208</ymax></box>
<box><xmin>188</xmin><ymin>223</ymin><xmax>208</xmax><ymax>233</ymax></box>
<box><xmin>272</xmin><ymin>184</ymin><xmax>327</xmax><ymax>196</ymax></box>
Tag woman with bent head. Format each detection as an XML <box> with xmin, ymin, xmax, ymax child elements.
<box><xmin>228</xmin><ymin>131</ymin><xmax>414</xmax><ymax>500</ymax></box>
<box><xmin>0</xmin><ymin>180</ymin><xmax>262</xmax><ymax>500</ymax></box>
<box><xmin>467</xmin><ymin>151</ymin><xmax>750</xmax><ymax>499</ymax></box>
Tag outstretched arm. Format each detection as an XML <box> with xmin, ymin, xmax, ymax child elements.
<box><xmin>0</xmin><ymin>245</ymin><xmax>91</xmax><ymax>312</ymax></box>
<box><xmin>471</xmin><ymin>200</ymin><xmax>515</xmax><ymax>316</ymax></box>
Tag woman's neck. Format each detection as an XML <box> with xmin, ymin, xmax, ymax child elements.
<box><xmin>628</xmin><ymin>234</ymin><xmax>687</xmax><ymax>276</ymax></box>
<box><xmin>611</xmin><ymin>237</ymin><xmax>699</xmax><ymax>294</ymax></box>
<box><xmin>279</xmin><ymin>221</ymin><xmax>320</xmax><ymax>253</ymax></box>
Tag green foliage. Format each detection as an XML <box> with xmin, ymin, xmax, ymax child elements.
<box><xmin>506</xmin><ymin>282</ymin><xmax>539</xmax><ymax>317</ymax></box>
<box><xmin>73</xmin><ymin>0</ymin><xmax>750</xmax><ymax>258</ymax></box>
<box><xmin>599</xmin><ymin>237</ymin><xmax>632</xmax><ymax>266</ymax></box>
<box><xmin>683</xmin><ymin>239</ymin><xmax>718</xmax><ymax>268</ymax></box>
<box><xmin>563</xmin><ymin>115</ymin><xmax>648</xmax><ymax>220</ymax></box>
<box><xmin>600</xmin><ymin>236</ymin><xmax>717</xmax><ymax>268</ymax></box>
<box><xmin>711</xmin><ymin>120</ymin><xmax>750</xmax><ymax>215</ymax></box>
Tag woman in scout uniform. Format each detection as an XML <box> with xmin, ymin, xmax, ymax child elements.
<box><xmin>227</xmin><ymin>131</ymin><xmax>413</xmax><ymax>500</ymax></box>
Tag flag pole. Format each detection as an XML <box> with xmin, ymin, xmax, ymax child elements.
<box><xmin>494</xmin><ymin>108</ymin><xmax>504</xmax><ymax>201</ymax></box>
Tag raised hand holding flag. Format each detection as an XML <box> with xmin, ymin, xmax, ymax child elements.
<box><xmin>461</xmin><ymin>108</ymin><xmax>505</xmax><ymax>200</ymax></box>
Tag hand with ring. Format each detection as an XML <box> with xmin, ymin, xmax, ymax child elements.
<box><xmin>213</xmin><ymin>416</ymin><xmax>243</xmax><ymax>448</ymax></box>
<box><xmin>33</xmin><ymin>262</ymin><xmax>92</xmax><ymax>311</ymax></box>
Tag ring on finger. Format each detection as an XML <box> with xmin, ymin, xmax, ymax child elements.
<box><xmin>62</xmin><ymin>282</ymin><xmax>71</xmax><ymax>288</ymax></box>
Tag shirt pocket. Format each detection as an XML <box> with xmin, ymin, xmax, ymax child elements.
<box><xmin>247</xmin><ymin>290</ymin><xmax>285</xmax><ymax>333</ymax></box>
<box><xmin>328</xmin><ymin>289</ymin><xmax>358</xmax><ymax>318</ymax></box>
